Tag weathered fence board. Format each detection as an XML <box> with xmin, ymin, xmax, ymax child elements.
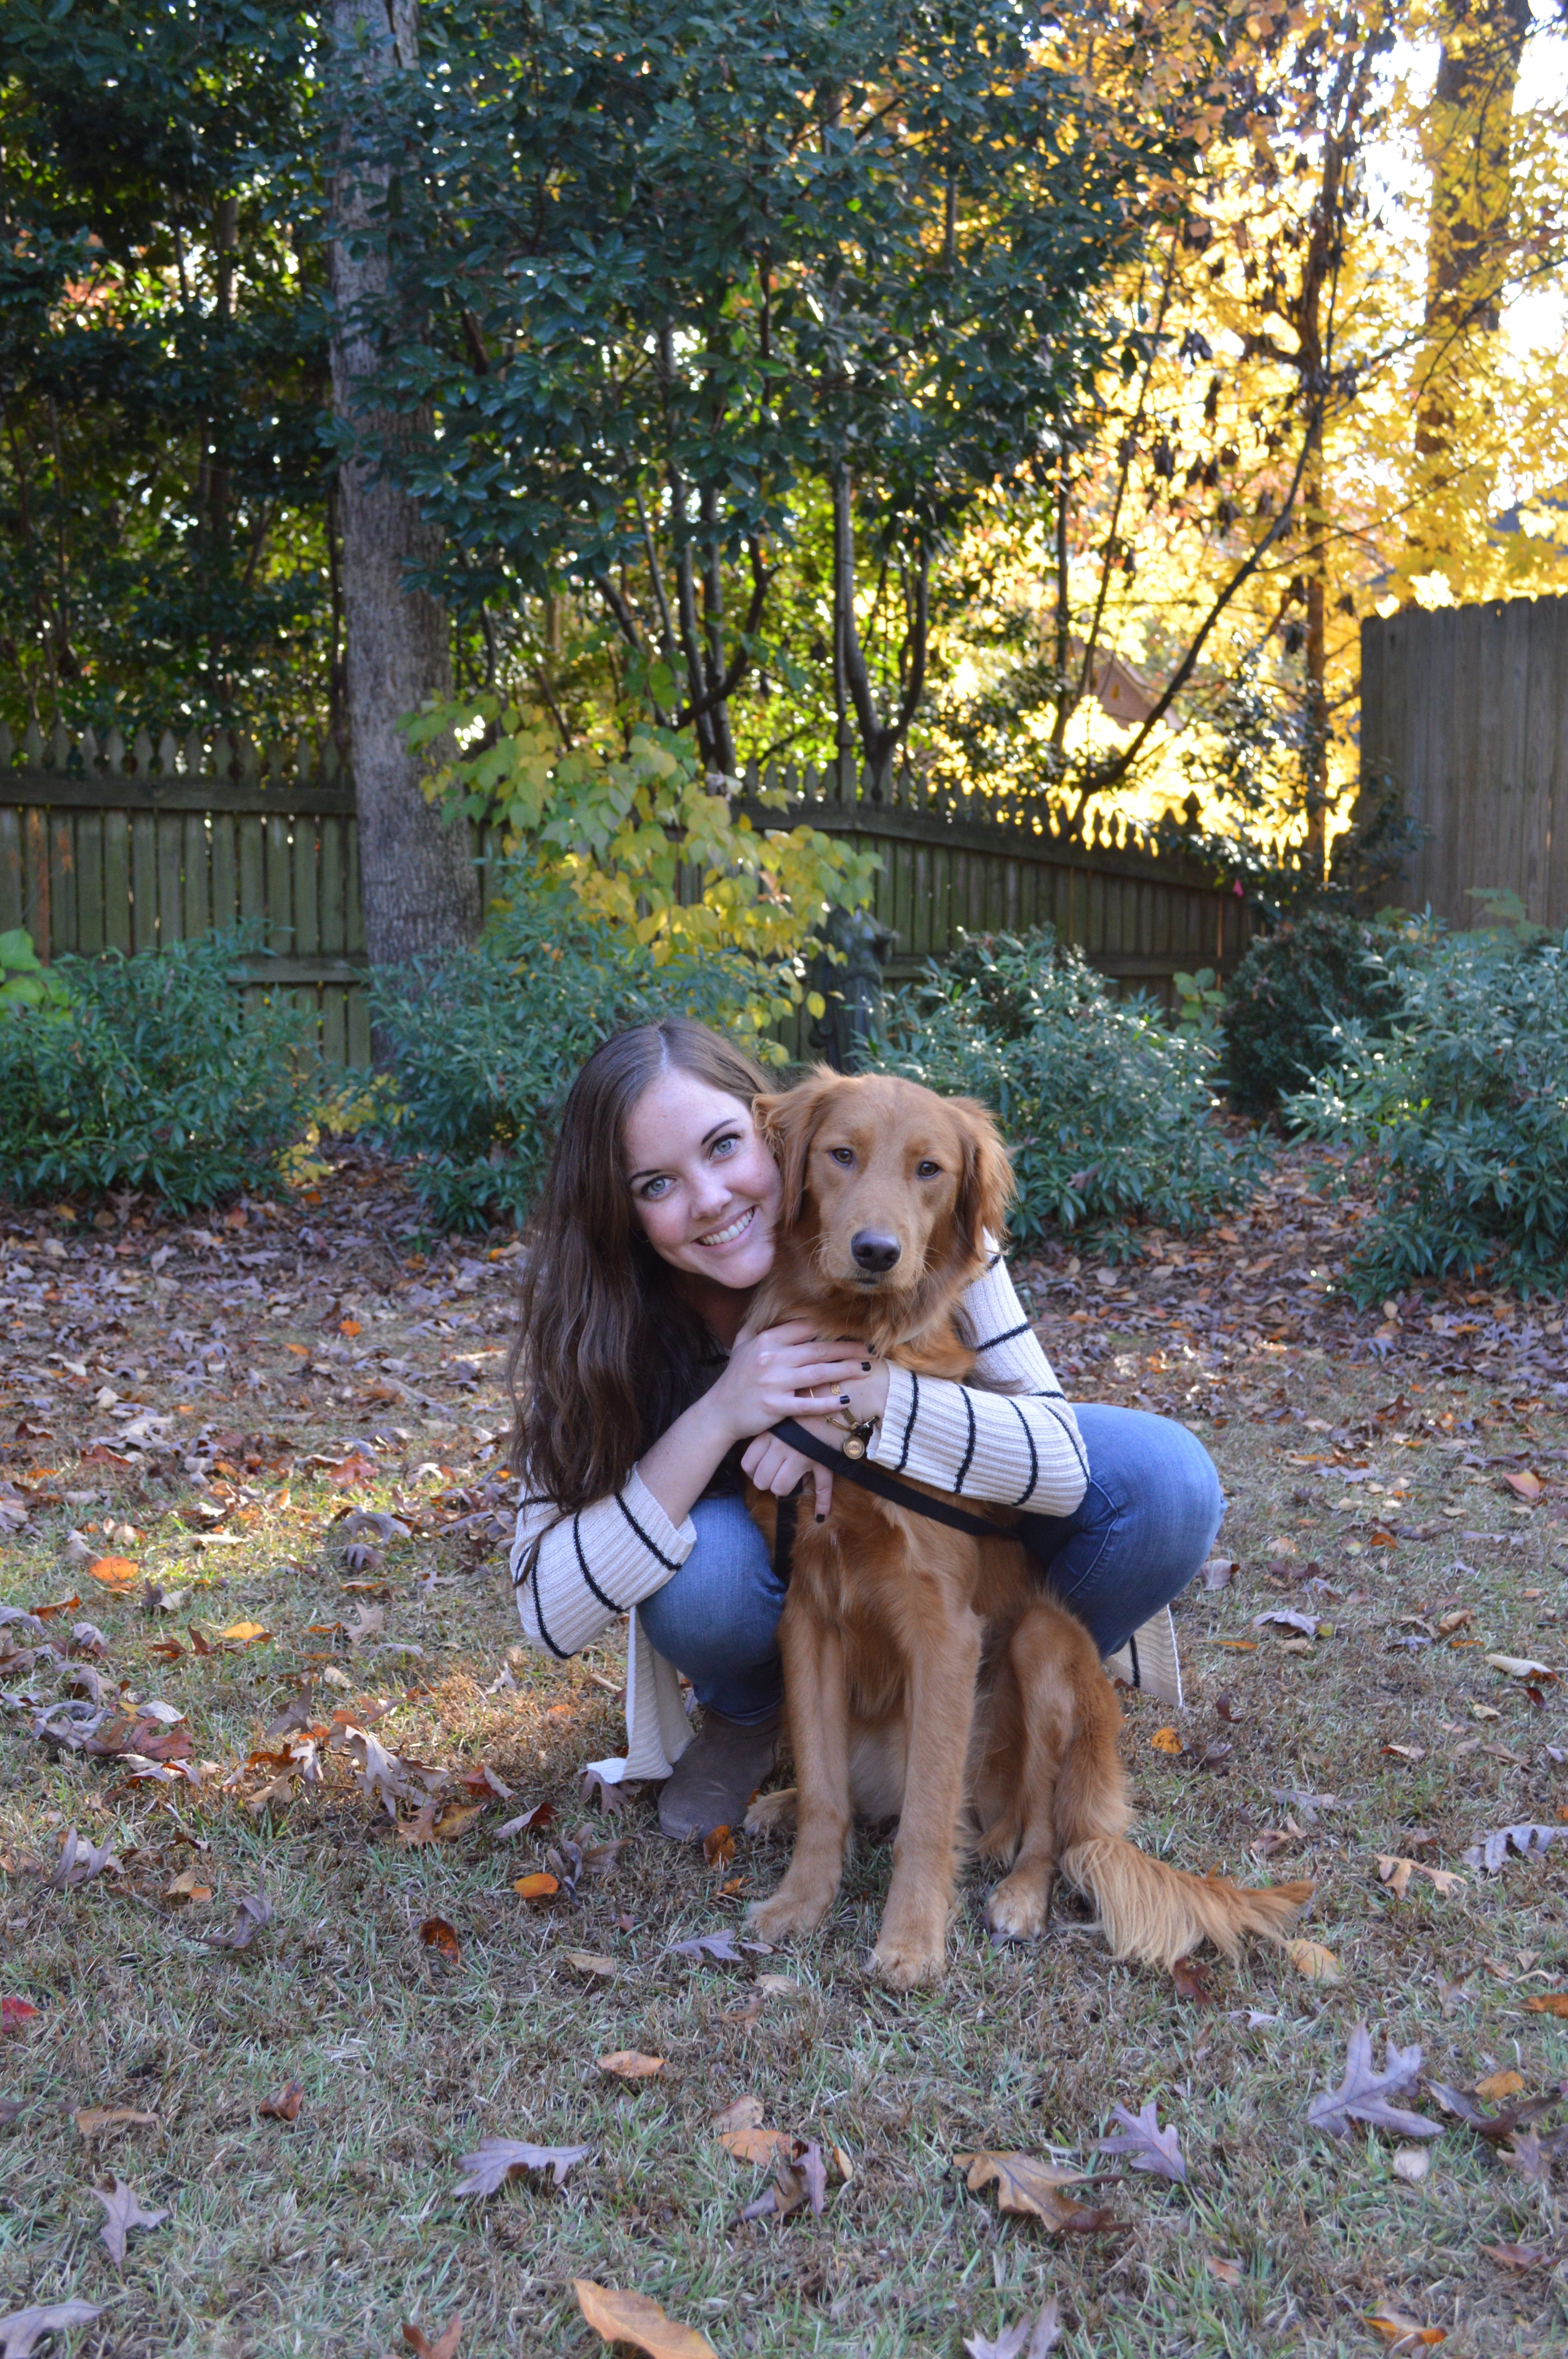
<box><xmin>0</xmin><ymin>718</ymin><xmax>1256</xmax><ymax>1066</ymax></box>
<box><xmin>1361</xmin><ymin>593</ymin><xmax>1568</xmax><ymax>928</ymax></box>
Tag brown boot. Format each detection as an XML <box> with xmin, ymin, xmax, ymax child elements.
<box><xmin>657</xmin><ymin>1707</ymin><xmax>780</xmax><ymax>1843</ymax></box>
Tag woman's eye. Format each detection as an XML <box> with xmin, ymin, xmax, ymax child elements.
<box><xmin>916</xmin><ymin>1159</ymin><xmax>940</xmax><ymax>1178</ymax></box>
<box><xmin>711</xmin><ymin>1133</ymin><xmax>739</xmax><ymax>1159</ymax></box>
<box><xmin>641</xmin><ymin>1176</ymin><xmax>672</xmax><ymax>1199</ymax></box>
<box><xmin>828</xmin><ymin>1146</ymin><xmax>855</xmax><ymax>1166</ymax></box>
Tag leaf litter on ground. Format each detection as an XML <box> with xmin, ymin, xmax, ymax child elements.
<box><xmin>955</xmin><ymin>2151</ymin><xmax>1115</xmax><ymax>2234</ymax></box>
<box><xmin>1308</xmin><ymin>2027</ymin><xmax>1441</xmax><ymax>2140</ymax></box>
<box><xmin>451</xmin><ymin>2137</ymin><xmax>592</xmax><ymax>2196</ymax></box>
<box><xmin>0</xmin><ymin>2303</ymin><xmax>103</xmax><ymax>2358</ymax></box>
<box><xmin>1096</xmin><ymin>2101</ymin><xmax>1188</xmax><ymax>2182</ymax></box>
<box><xmin>572</xmin><ymin>2279</ymin><xmax>718</xmax><ymax>2359</ymax></box>
<box><xmin>93</xmin><ymin>2172</ymin><xmax>169</xmax><ymax>2266</ymax></box>
<box><xmin>962</xmin><ymin>2296</ymin><xmax>1063</xmax><ymax>2359</ymax></box>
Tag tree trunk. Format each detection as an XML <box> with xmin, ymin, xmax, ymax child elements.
<box><xmin>325</xmin><ymin>0</ymin><xmax>479</xmax><ymax>973</ymax></box>
<box><xmin>1417</xmin><ymin>0</ymin><xmax>1532</xmax><ymax>462</ymax></box>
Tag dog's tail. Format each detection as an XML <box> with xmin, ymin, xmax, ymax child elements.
<box><xmin>1045</xmin><ymin>1627</ymin><xmax>1313</xmax><ymax>1970</ymax></box>
<box><xmin>1060</xmin><ymin>1836</ymin><xmax>1313</xmax><ymax>1970</ymax></box>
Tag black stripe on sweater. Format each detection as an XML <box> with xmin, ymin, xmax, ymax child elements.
<box><xmin>1008</xmin><ymin>1398</ymin><xmax>1040</xmax><ymax>1505</ymax></box>
<box><xmin>953</xmin><ymin>1390</ymin><xmax>978</xmax><ymax>1494</ymax></box>
<box><xmin>614</xmin><ymin>1489</ymin><xmax>681</xmax><ymax>1571</ymax></box>
<box><xmin>973</xmin><ymin>1318</ymin><xmax>1031</xmax><ymax>1352</ymax></box>
<box><xmin>526</xmin><ymin>1551</ymin><xmax>570</xmax><ymax>1660</ymax></box>
<box><xmin>892</xmin><ymin>1371</ymin><xmax>918</xmax><ymax>1472</ymax></box>
<box><xmin>573</xmin><ymin>1516</ymin><xmax>620</xmax><ymax>1614</ymax></box>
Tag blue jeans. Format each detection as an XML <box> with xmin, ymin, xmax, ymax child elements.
<box><xmin>635</xmin><ymin>1406</ymin><xmax>1225</xmax><ymax>1727</ymax></box>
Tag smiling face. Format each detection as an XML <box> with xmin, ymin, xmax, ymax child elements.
<box><xmin>622</xmin><ymin>1069</ymin><xmax>781</xmax><ymax>1291</ymax></box>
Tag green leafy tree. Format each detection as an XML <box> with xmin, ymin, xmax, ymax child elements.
<box><xmin>368</xmin><ymin>0</ymin><xmax>1156</xmax><ymax>792</ymax></box>
<box><xmin>0</xmin><ymin>2</ymin><xmax>330</xmax><ymax>733</ymax></box>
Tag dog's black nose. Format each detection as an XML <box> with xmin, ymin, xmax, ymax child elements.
<box><xmin>850</xmin><ymin>1229</ymin><xmax>902</xmax><ymax>1273</ymax></box>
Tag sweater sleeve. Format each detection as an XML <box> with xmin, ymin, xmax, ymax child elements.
<box><xmin>510</xmin><ymin>1468</ymin><xmax>695</xmax><ymax>1660</ymax></box>
<box><xmin>869</xmin><ymin>1244</ymin><xmax>1088</xmax><ymax>1514</ymax></box>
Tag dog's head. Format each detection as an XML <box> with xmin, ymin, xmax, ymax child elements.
<box><xmin>755</xmin><ymin>1070</ymin><xmax>1013</xmax><ymax>1313</ymax></box>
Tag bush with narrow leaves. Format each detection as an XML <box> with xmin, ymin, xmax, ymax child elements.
<box><xmin>0</xmin><ymin>932</ymin><xmax>312</xmax><ymax>1210</ymax></box>
<box><xmin>870</xmin><ymin>926</ymin><xmax>1264</xmax><ymax>1247</ymax></box>
<box><xmin>1289</xmin><ymin>921</ymin><xmax>1568</xmax><ymax>1297</ymax></box>
<box><xmin>369</xmin><ymin>876</ymin><xmax>765</xmax><ymax>1230</ymax></box>
<box><xmin>1222</xmin><ymin>909</ymin><xmax>1401</xmax><ymax>1116</ymax></box>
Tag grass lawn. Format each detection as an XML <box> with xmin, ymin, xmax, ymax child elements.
<box><xmin>0</xmin><ymin>1148</ymin><xmax>1565</xmax><ymax>2358</ymax></box>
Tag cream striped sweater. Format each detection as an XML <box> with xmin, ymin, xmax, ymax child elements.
<box><xmin>510</xmin><ymin>1246</ymin><xmax>1087</xmax><ymax>1780</ymax></box>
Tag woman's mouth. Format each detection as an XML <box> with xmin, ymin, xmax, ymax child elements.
<box><xmin>695</xmin><ymin>1205</ymin><xmax>757</xmax><ymax>1250</ymax></box>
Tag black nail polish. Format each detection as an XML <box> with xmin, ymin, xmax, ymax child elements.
<box><xmin>839</xmin><ymin>1392</ymin><xmax>850</xmax><ymax>1405</ymax></box>
<box><xmin>861</xmin><ymin>1361</ymin><xmax>871</xmax><ymax>1372</ymax></box>
<box><xmin>815</xmin><ymin>1512</ymin><xmax>826</xmax><ymax>1524</ymax></box>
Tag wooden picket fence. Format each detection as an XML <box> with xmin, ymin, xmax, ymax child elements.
<box><xmin>0</xmin><ymin>715</ymin><xmax>1260</xmax><ymax>1065</ymax></box>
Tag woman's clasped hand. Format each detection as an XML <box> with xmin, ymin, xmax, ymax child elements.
<box><xmin>715</xmin><ymin>1319</ymin><xmax>891</xmax><ymax>1516</ymax></box>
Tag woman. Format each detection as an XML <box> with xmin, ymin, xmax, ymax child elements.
<box><xmin>508</xmin><ymin>1019</ymin><xmax>1223</xmax><ymax>1841</ymax></box>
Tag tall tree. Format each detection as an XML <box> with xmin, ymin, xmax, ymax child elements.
<box><xmin>325</xmin><ymin>0</ymin><xmax>478</xmax><ymax>965</ymax></box>
<box><xmin>380</xmin><ymin>0</ymin><xmax>1153</xmax><ymax>795</ymax></box>
<box><xmin>0</xmin><ymin>2</ymin><xmax>330</xmax><ymax>733</ymax></box>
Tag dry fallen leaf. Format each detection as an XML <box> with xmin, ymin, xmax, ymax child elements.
<box><xmin>87</xmin><ymin>1555</ymin><xmax>138</xmax><ymax>1590</ymax></box>
<box><xmin>1203</xmin><ymin>2255</ymin><xmax>1244</xmax><ymax>2287</ymax></box>
<box><xmin>73</xmin><ymin>2107</ymin><xmax>156</xmax><ymax>2137</ymax></box>
<box><xmin>1366</xmin><ymin>2309</ymin><xmax>1445</xmax><ymax>2348</ymax></box>
<box><xmin>451</xmin><ymin>2137</ymin><xmax>592</xmax><ymax>2196</ymax></box>
<box><xmin>1393</xmin><ymin>2145</ymin><xmax>1430</xmax><ymax>2184</ymax></box>
<box><xmin>420</xmin><ymin>1917</ymin><xmax>462</xmax><ymax>1963</ymax></box>
<box><xmin>0</xmin><ymin>2303</ymin><xmax>103</xmax><ymax>2358</ymax></box>
<box><xmin>598</xmin><ymin>2050</ymin><xmax>665</xmax><ymax>2081</ymax></box>
<box><xmin>92</xmin><ymin>2172</ymin><xmax>169</xmax><ymax>2267</ymax></box>
<box><xmin>572</xmin><ymin>2280</ymin><xmax>717</xmax><ymax>2359</ymax></box>
<box><xmin>1096</xmin><ymin>2100</ymin><xmax>1186</xmax><ymax>2183</ymax></box>
<box><xmin>216</xmin><ymin>1621</ymin><xmax>272</xmax><ymax>1647</ymax></box>
<box><xmin>560</xmin><ymin>1950</ymin><xmax>618</xmax><ymax>1979</ymax></box>
<box><xmin>1308</xmin><ymin>2026</ymin><xmax>1440</xmax><ymax>2141</ymax></box>
<box><xmin>1486</xmin><ymin>1654</ymin><xmax>1557</xmax><ymax>1682</ymax></box>
<box><xmin>956</xmin><ymin>2151</ymin><xmax>1114</xmax><ymax>2233</ymax></box>
<box><xmin>1502</xmin><ymin>1469</ymin><xmax>1543</xmax><ymax>1501</ymax></box>
<box><xmin>962</xmin><ymin>2297</ymin><xmax>1063</xmax><ymax>2359</ymax></box>
<box><xmin>1285</xmin><ymin>1939</ymin><xmax>1343</xmax><ymax>1984</ymax></box>
<box><xmin>1475</xmin><ymin>2070</ymin><xmax>1525</xmax><ymax>2102</ymax></box>
<box><xmin>711</xmin><ymin>2095</ymin><xmax>765</xmax><ymax>2134</ymax></box>
<box><xmin>1481</xmin><ymin>2243</ymin><xmax>1546</xmax><ymax>2270</ymax></box>
<box><xmin>1171</xmin><ymin>1957</ymin><xmax>1218</xmax><ymax>2006</ymax></box>
<box><xmin>163</xmin><ymin>1865</ymin><xmax>212</xmax><ymax>1905</ymax></box>
<box><xmin>719</xmin><ymin>2123</ymin><xmax>796</xmax><ymax>2167</ymax></box>
<box><xmin>1524</xmin><ymin>1992</ymin><xmax>1568</xmax><ymax>2017</ymax></box>
<box><xmin>399</xmin><ymin>2318</ymin><xmax>462</xmax><ymax>2359</ymax></box>
<box><xmin>202</xmin><ymin>1885</ymin><xmax>273</xmax><ymax>1951</ymax></box>
<box><xmin>514</xmin><ymin>1873</ymin><xmax>559</xmax><ymax>1902</ymax></box>
<box><xmin>258</xmin><ymin>2078</ymin><xmax>304</xmax><ymax>2122</ymax></box>
<box><xmin>1150</xmin><ymin>1727</ymin><xmax>1184</xmax><ymax>1756</ymax></box>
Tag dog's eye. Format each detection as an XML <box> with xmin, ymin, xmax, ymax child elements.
<box><xmin>916</xmin><ymin>1159</ymin><xmax>941</xmax><ymax>1179</ymax></box>
<box><xmin>827</xmin><ymin>1147</ymin><xmax>855</xmax><ymax>1167</ymax></box>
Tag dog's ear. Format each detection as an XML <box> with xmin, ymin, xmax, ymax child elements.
<box><xmin>755</xmin><ymin>1069</ymin><xmax>837</xmax><ymax>1225</ymax></box>
<box><xmin>951</xmin><ymin>1098</ymin><xmax>1015</xmax><ymax>1259</ymax></box>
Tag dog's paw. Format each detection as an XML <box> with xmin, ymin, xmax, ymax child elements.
<box><xmin>870</xmin><ymin>1928</ymin><xmax>947</xmax><ymax>1990</ymax></box>
<box><xmin>985</xmin><ymin>1863</ymin><xmax>1056</xmax><ymax>1943</ymax></box>
<box><xmin>743</xmin><ymin>1787</ymin><xmax>798</xmax><ymax>1838</ymax></box>
<box><xmin>746</xmin><ymin>1879</ymin><xmax>836</xmax><ymax>1941</ymax></box>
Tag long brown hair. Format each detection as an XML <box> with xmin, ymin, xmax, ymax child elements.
<box><xmin>508</xmin><ymin>1020</ymin><xmax>773</xmax><ymax>1512</ymax></box>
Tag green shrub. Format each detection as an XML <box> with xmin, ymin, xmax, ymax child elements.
<box><xmin>1221</xmin><ymin>909</ymin><xmax>1401</xmax><ymax>1116</ymax></box>
<box><xmin>870</xmin><ymin>926</ymin><xmax>1265</xmax><ymax>1247</ymax></box>
<box><xmin>369</xmin><ymin>875</ymin><xmax>764</xmax><ymax>1230</ymax></box>
<box><xmin>1288</xmin><ymin>923</ymin><xmax>1568</xmax><ymax>1298</ymax></box>
<box><xmin>0</xmin><ymin>932</ymin><xmax>313</xmax><ymax>1209</ymax></box>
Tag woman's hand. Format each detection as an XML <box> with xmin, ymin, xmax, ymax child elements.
<box><xmin>710</xmin><ymin>1320</ymin><xmax>871</xmax><ymax>1446</ymax></box>
<box><xmin>740</xmin><ymin>1431</ymin><xmax>833</xmax><ymax>1519</ymax></box>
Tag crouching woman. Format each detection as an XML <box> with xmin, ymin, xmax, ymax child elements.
<box><xmin>507</xmin><ymin>1019</ymin><xmax>1220</xmax><ymax>1841</ymax></box>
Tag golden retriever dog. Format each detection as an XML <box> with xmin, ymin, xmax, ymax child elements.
<box><xmin>740</xmin><ymin>1070</ymin><xmax>1311</xmax><ymax>1990</ymax></box>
